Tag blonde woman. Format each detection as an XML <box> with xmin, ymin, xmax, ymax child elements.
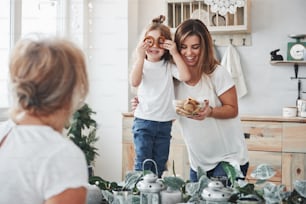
<box><xmin>0</xmin><ymin>36</ymin><xmax>89</xmax><ymax>204</ymax></box>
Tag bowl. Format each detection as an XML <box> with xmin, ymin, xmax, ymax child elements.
<box><xmin>282</xmin><ymin>107</ymin><xmax>297</xmax><ymax>117</ymax></box>
<box><xmin>173</xmin><ymin>98</ymin><xmax>204</xmax><ymax>117</ymax></box>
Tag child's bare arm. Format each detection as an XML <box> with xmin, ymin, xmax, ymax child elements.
<box><xmin>162</xmin><ymin>39</ymin><xmax>190</xmax><ymax>82</ymax></box>
<box><xmin>130</xmin><ymin>41</ymin><xmax>147</xmax><ymax>87</ymax></box>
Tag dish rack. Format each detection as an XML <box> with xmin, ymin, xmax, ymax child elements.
<box><xmin>166</xmin><ymin>0</ymin><xmax>251</xmax><ymax>34</ymax></box>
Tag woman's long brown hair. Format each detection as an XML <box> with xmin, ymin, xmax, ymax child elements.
<box><xmin>174</xmin><ymin>19</ymin><xmax>219</xmax><ymax>76</ymax></box>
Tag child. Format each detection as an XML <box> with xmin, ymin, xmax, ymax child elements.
<box><xmin>130</xmin><ymin>15</ymin><xmax>190</xmax><ymax>177</ymax></box>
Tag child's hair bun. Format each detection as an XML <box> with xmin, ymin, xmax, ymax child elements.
<box><xmin>152</xmin><ymin>15</ymin><xmax>166</xmax><ymax>24</ymax></box>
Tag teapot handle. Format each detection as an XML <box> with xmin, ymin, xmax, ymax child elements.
<box><xmin>142</xmin><ymin>159</ymin><xmax>158</xmax><ymax>175</ymax></box>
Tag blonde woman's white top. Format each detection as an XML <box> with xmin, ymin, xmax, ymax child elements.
<box><xmin>0</xmin><ymin>120</ymin><xmax>88</xmax><ymax>204</ymax></box>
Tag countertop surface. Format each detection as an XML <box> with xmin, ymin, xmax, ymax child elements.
<box><xmin>122</xmin><ymin>112</ymin><xmax>306</xmax><ymax>123</ymax></box>
<box><xmin>240</xmin><ymin>115</ymin><xmax>306</xmax><ymax>123</ymax></box>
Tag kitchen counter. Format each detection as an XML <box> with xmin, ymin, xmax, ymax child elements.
<box><xmin>122</xmin><ymin>112</ymin><xmax>306</xmax><ymax>123</ymax></box>
<box><xmin>122</xmin><ymin>112</ymin><xmax>306</xmax><ymax>190</ymax></box>
<box><xmin>240</xmin><ymin>115</ymin><xmax>306</xmax><ymax>123</ymax></box>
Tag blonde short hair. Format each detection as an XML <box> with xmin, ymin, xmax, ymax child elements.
<box><xmin>9</xmin><ymin>35</ymin><xmax>89</xmax><ymax>116</ymax></box>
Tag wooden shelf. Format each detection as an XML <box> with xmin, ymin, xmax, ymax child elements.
<box><xmin>270</xmin><ymin>61</ymin><xmax>306</xmax><ymax>66</ymax></box>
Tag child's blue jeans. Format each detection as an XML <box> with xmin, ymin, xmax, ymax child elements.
<box><xmin>132</xmin><ymin>117</ymin><xmax>172</xmax><ymax>177</ymax></box>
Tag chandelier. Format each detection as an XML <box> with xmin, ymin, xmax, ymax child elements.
<box><xmin>204</xmin><ymin>0</ymin><xmax>246</xmax><ymax>16</ymax></box>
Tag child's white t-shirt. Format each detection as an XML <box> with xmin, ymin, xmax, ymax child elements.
<box><xmin>134</xmin><ymin>59</ymin><xmax>179</xmax><ymax>122</ymax></box>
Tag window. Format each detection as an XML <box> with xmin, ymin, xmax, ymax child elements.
<box><xmin>0</xmin><ymin>1</ymin><xmax>11</xmax><ymax>107</ymax></box>
<box><xmin>0</xmin><ymin>0</ymin><xmax>87</xmax><ymax>108</ymax></box>
<box><xmin>21</xmin><ymin>0</ymin><xmax>58</xmax><ymax>37</ymax></box>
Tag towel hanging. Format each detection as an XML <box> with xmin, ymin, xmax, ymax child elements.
<box><xmin>221</xmin><ymin>44</ymin><xmax>248</xmax><ymax>98</ymax></box>
<box><xmin>214</xmin><ymin>44</ymin><xmax>221</xmax><ymax>62</ymax></box>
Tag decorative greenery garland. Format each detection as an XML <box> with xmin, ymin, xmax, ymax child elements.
<box><xmin>66</xmin><ymin>103</ymin><xmax>99</xmax><ymax>167</ymax></box>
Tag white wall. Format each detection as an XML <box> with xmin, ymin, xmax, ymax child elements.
<box><xmin>89</xmin><ymin>0</ymin><xmax>306</xmax><ymax>181</ymax></box>
<box><xmin>87</xmin><ymin>0</ymin><xmax>128</xmax><ymax>181</ymax></box>
<box><xmin>234</xmin><ymin>0</ymin><xmax>306</xmax><ymax>115</ymax></box>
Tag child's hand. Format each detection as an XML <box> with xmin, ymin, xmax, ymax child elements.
<box><xmin>161</xmin><ymin>39</ymin><xmax>179</xmax><ymax>56</ymax></box>
<box><xmin>136</xmin><ymin>40</ymin><xmax>148</xmax><ymax>59</ymax></box>
<box><xmin>131</xmin><ymin>96</ymin><xmax>139</xmax><ymax>112</ymax></box>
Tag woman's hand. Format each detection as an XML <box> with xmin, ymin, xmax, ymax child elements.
<box><xmin>131</xmin><ymin>96</ymin><xmax>139</xmax><ymax>112</ymax></box>
<box><xmin>189</xmin><ymin>100</ymin><xmax>212</xmax><ymax>120</ymax></box>
<box><xmin>190</xmin><ymin>86</ymin><xmax>239</xmax><ymax>120</ymax></box>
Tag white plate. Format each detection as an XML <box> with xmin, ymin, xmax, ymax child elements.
<box><xmin>211</xmin><ymin>14</ymin><xmax>226</xmax><ymax>26</ymax></box>
<box><xmin>190</xmin><ymin>9</ymin><xmax>209</xmax><ymax>25</ymax></box>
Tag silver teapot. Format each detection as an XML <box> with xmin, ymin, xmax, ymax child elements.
<box><xmin>136</xmin><ymin>159</ymin><xmax>165</xmax><ymax>193</ymax></box>
<box><xmin>201</xmin><ymin>180</ymin><xmax>233</xmax><ymax>202</ymax></box>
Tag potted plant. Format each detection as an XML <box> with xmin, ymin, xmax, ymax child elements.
<box><xmin>66</xmin><ymin>103</ymin><xmax>99</xmax><ymax>176</ymax></box>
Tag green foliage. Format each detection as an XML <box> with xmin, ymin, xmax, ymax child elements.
<box><xmin>236</xmin><ymin>182</ymin><xmax>256</xmax><ymax>195</ymax></box>
<box><xmin>66</xmin><ymin>103</ymin><xmax>99</xmax><ymax>166</ymax></box>
<box><xmin>196</xmin><ymin>166</ymin><xmax>206</xmax><ymax>179</ymax></box>
<box><xmin>221</xmin><ymin>161</ymin><xmax>264</xmax><ymax>202</ymax></box>
<box><xmin>122</xmin><ymin>171</ymin><xmax>143</xmax><ymax>191</ymax></box>
<box><xmin>162</xmin><ymin>160</ymin><xmax>187</xmax><ymax>192</ymax></box>
<box><xmin>89</xmin><ymin>176</ymin><xmax>122</xmax><ymax>191</ymax></box>
<box><xmin>185</xmin><ymin>174</ymin><xmax>210</xmax><ymax>203</ymax></box>
<box><xmin>89</xmin><ymin>161</ymin><xmax>306</xmax><ymax>204</ymax></box>
<box><xmin>221</xmin><ymin>161</ymin><xmax>237</xmax><ymax>187</ymax></box>
<box><xmin>163</xmin><ymin>176</ymin><xmax>185</xmax><ymax>191</ymax></box>
<box><xmin>172</xmin><ymin>160</ymin><xmax>176</xmax><ymax>177</ymax></box>
<box><xmin>89</xmin><ymin>171</ymin><xmax>144</xmax><ymax>193</ymax></box>
<box><xmin>285</xmin><ymin>189</ymin><xmax>306</xmax><ymax>204</ymax></box>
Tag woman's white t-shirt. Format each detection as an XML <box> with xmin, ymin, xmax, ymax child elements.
<box><xmin>134</xmin><ymin>59</ymin><xmax>179</xmax><ymax>122</ymax></box>
<box><xmin>174</xmin><ymin>65</ymin><xmax>248</xmax><ymax>172</ymax></box>
<box><xmin>0</xmin><ymin>120</ymin><xmax>88</xmax><ymax>204</ymax></box>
